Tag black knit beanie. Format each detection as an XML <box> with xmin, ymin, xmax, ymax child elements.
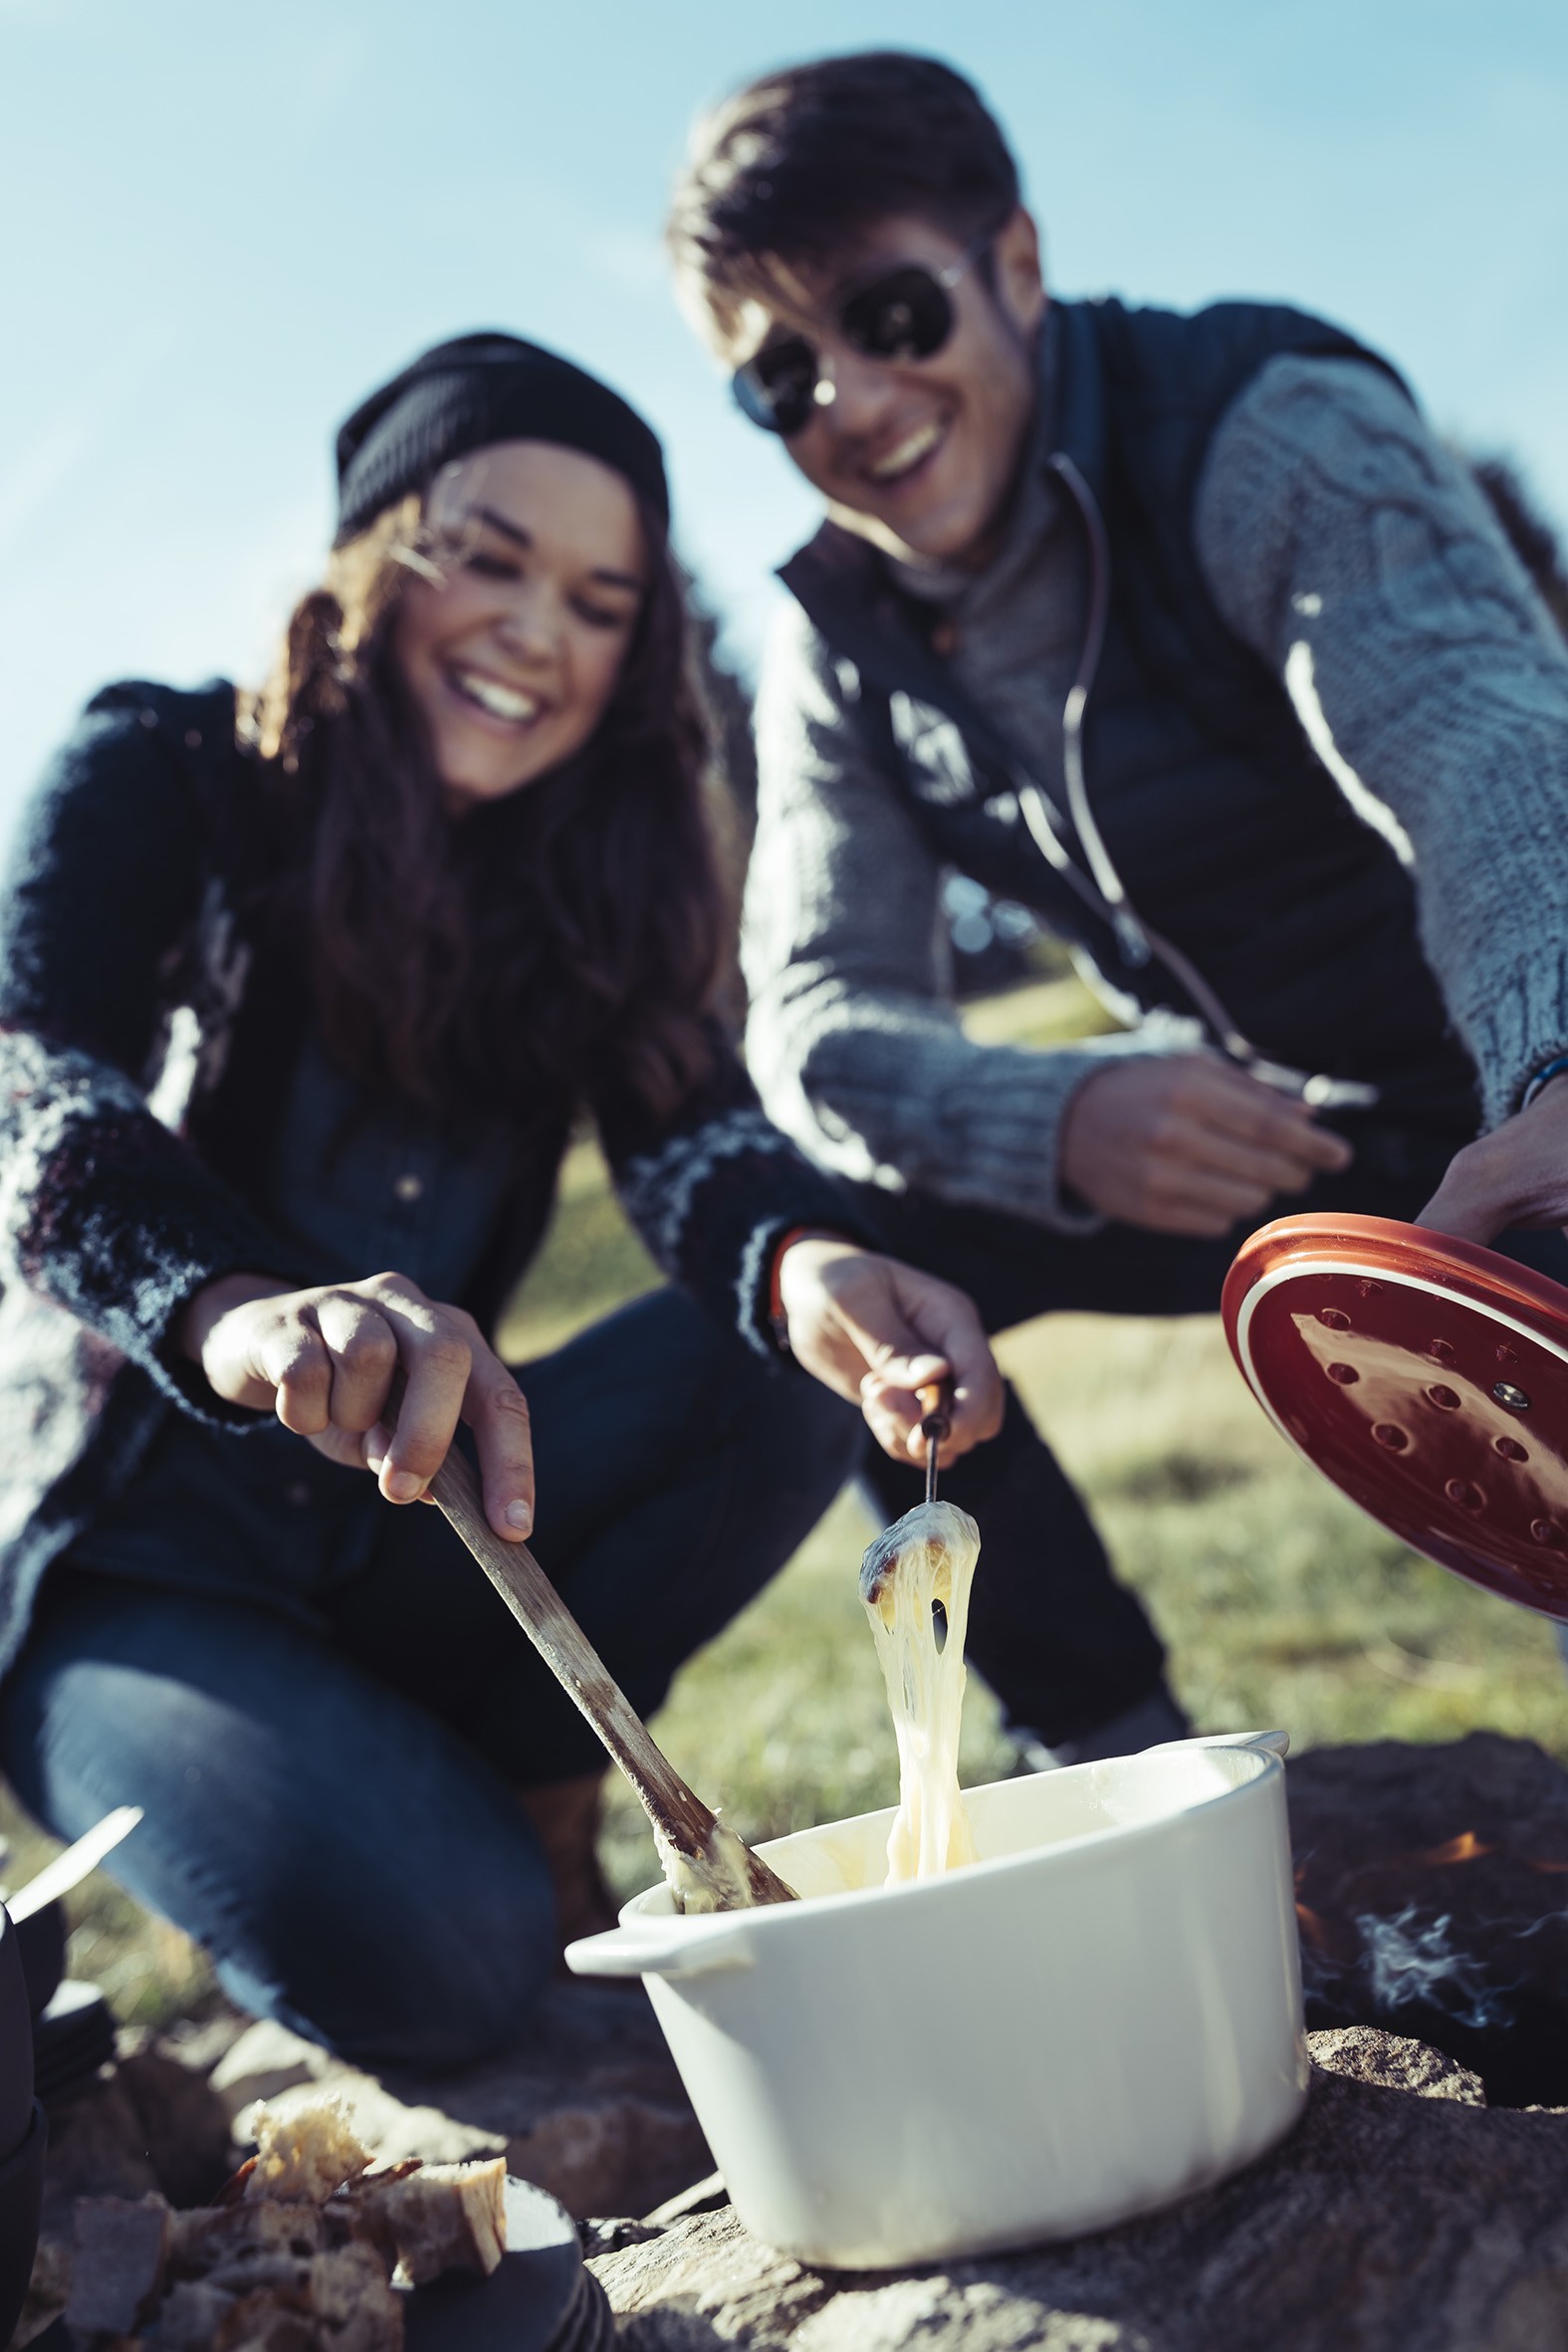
<box><xmin>334</xmin><ymin>331</ymin><xmax>669</xmax><ymax>546</ymax></box>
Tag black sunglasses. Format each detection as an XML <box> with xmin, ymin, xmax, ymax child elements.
<box><xmin>731</xmin><ymin>240</ymin><xmax>991</xmax><ymax>439</ymax></box>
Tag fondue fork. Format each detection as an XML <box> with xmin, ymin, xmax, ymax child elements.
<box><xmin>919</xmin><ymin>1377</ymin><xmax>952</xmax><ymax>1508</ymax></box>
<box><xmin>860</xmin><ymin>1380</ymin><xmax>959</xmax><ymax>1619</ymax></box>
<box><xmin>385</xmin><ymin>1383</ymin><xmax>796</xmax><ymax>1912</ymax></box>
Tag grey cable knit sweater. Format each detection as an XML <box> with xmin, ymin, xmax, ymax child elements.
<box><xmin>742</xmin><ymin>347</ymin><xmax>1568</xmax><ymax>1229</ymax></box>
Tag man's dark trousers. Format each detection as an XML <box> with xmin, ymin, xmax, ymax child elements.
<box><xmin>852</xmin><ymin>1112</ymin><xmax>1568</xmax><ymax>1751</ymax></box>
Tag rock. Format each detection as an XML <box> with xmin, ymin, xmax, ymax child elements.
<box><xmin>587</xmin><ymin>2028</ymin><xmax>1568</xmax><ymax>2351</ymax></box>
<box><xmin>208</xmin><ymin>2018</ymin><xmax>335</xmax><ymax>2119</ymax></box>
<box><xmin>1308</xmin><ymin>2021</ymin><xmax>1485</xmax><ymax>2104</ymax></box>
<box><xmin>1287</xmin><ymin>1732</ymin><xmax>1568</xmax><ymax>2105</ymax></box>
<box><xmin>22</xmin><ymin>2024</ymin><xmax>243</xmax><ymax>2342</ymax></box>
<box><xmin>644</xmin><ymin>2171</ymin><xmax>732</xmax><ymax>2226</ymax></box>
<box><xmin>224</xmin><ymin>1982</ymin><xmax>710</xmax><ymax>2222</ymax></box>
<box><xmin>113</xmin><ymin>2040</ymin><xmax>242</xmax><ymax>2208</ymax></box>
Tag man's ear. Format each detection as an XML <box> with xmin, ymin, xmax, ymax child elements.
<box><xmin>992</xmin><ymin>207</ymin><xmax>1046</xmax><ymax>337</ymax></box>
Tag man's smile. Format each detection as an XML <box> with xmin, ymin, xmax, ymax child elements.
<box><xmin>864</xmin><ymin>415</ymin><xmax>949</xmax><ymax>486</ymax></box>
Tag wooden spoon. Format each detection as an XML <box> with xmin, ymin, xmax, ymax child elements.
<box><xmin>411</xmin><ymin>1426</ymin><xmax>796</xmax><ymax>1913</ymax></box>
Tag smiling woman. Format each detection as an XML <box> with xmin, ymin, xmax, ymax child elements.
<box><xmin>0</xmin><ymin>330</ymin><xmax>1003</xmax><ymax>2073</ymax></box>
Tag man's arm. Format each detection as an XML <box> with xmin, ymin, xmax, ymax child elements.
<box><xmin>744</xmin><ymin>597</ymin><xmax>1173</xmax><ymax>1230</ymax></box>
<box><xmin>1195</xmin><ymin>353</ymin><xmax>1568</xmax><ymax>1130</ymax></box>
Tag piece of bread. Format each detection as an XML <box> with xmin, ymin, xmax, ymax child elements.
<box><xmin>360</xmin><ymin>2160</ymin><xmax>507</xmax><ymax>2285</ymax></box>
<box><xmin>244</xmin><ymin>2098</ymin><xmax>372</xmax><ymax>2207</ymax></box>
<box><xmin>67</xmin><ymin>2193</ymin><xmax>173</xmax><ymax>2335</ymax></box>
<box><xmin>212</xmin><ymin>2299</ymin><xmax>316</xmax><ymax>2352</ymax></box>
<box><xmin>304</xmin><ymin>2244</ymin><xmax>404</xmax><ymax>2352</ymax></box>
<box><xmin>169</xmin><ymin>2200</ymin><xmax>327</xmax><ymax>2274</ymax></box>
<box><xmin>142</xmin><ymin>2277</ymin><xmax>240</xmax><ymax>2350</ymax></box>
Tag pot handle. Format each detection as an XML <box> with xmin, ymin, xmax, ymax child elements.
<box><xmin>563</xmin><ymin>1921</ymin><xmax>759</xmax><ymax>1983</ymax></box>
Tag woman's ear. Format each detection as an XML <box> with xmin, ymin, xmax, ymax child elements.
<box><xmin>992</xmin><ymin>206</ymin><xmax>1046</xmax><ymax>338</ymax></box>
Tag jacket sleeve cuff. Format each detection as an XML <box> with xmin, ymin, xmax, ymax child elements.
<box><xmin>1458</xmin><ymin>945</ymin><xmax>1568</xmax><ymax>1125</ymax></box>
<box><xmin>800</xmin><ymin>1021</ymin><xmax>1199</xmax><ymax>1235</ymax></box>
<box><xmin>0</xmin><ymin>1044</ymin><xmax>313</xmax><ymax>1427</ymax></box>
<box><xmin>616</xmin><ymin>1109</ymin><xmax>883</xmax><ymax>1361</ymax></box>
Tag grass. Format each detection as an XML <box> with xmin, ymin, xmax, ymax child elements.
<box><xmin>7</xmin><ymin>971</ymin><xmax>1567</xmax><ymax>2006</ymax></box>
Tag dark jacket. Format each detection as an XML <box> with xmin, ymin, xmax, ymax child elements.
<box><xmin>0</xmin><ymin>681</ymin><xmax>868</xmax><ymax>1678</ymax></box>
<box><xmin>779</xmin><ymin>297</ymin><xmax>1480</xmax><ymax>1128</ymax></box>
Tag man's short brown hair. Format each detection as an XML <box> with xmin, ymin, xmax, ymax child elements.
<box><xmin>668</xmin><ymin>51</ymin><xmax>1021</xmax><ymax>338</ymax></box>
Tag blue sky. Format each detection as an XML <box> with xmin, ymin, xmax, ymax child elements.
<box><xmin>2</xmin><ymin>0</ymin><xmax>1565</xmax><ymax>840</ymax></box>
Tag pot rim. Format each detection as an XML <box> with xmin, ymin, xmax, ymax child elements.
<box><xmin>618</xmin><ymin>1732</ymin><xmax>1286</xmax><ymax>1940</ymax></box>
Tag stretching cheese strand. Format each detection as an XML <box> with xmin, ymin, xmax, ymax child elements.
<box><xmin>859</xmin><ymin>1502</ymin><xmax>981</xmax><ymax>1883</ymax></box>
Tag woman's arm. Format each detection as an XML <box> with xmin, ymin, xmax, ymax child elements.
<box><xmin>0</xmin><ymin>687</ymin><xmax>309</xmax><ymax>1416</ymax></box>
<box><xmin>594</xmin><ymin>1032</ymin><xmax>1003</xmax><ymax>1464</ymax></box>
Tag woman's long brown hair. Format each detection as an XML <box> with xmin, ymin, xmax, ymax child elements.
<box><xmin>241</xmin><ymin>493</ymin><xmax>727</xmax><ymax>1146</ymax></box>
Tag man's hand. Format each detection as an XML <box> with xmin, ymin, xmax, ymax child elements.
<box><xmin>1059</xmin><ymin>1054</ymin><xmax>1353</xmax><ymax>1236</ymax></box>
<box><xmin>775</xmin><ymin>1237</ymin><xmax>1005</xmax><ymax>1468</ymax></box>
<box><xmin>1419</xmin><ymin>1073</ymin><xmax>1568</xmax><ymax>1243</ymax></box>
<box><xmin>180</xmin><ymin>1271</ymin><xmax>535</xmax><ymax>1542</ymax></box>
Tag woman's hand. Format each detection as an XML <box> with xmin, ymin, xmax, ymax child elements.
<box><xmin>774</xmin><ymin>1237</ymin><xmax>1005</xmax><ymax>1469</ymax></box>
<box><xmin>179</xmin><ymin>1272</ymin><xmax>535</xmax><ymax>1542</ymax></box>
<box><xmin>1059</xmin><ymin>1055</ymin><xmax>1352</xmax><ymax>1235</ymax></box>
<box><xmin>1418</xmin><ymin>1074</ymin><xmax>1568</xmax><ymax>1244</ymax></box>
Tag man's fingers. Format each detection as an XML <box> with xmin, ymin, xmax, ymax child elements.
<box><xmin>466</xmin><ymin>1366</ymin><xmax>537</xmax><ymax>1542</ymax></box>
<box><xmin>1183</xmin><ymin>1066</ymin><xmax>1354</xmax><ymax>1171</ymax></box>
<box><xmin>1415</xmin><ymin>1182</ymin><xmax>1495</xmax><ymax>1243</ymax></box>
<box><xmin>1171</xmin><ymin>1127</ymin><xmax>1342</xmax><ymax>1196</ymax></box>
<box><xmin>1416</xmin><ymin>1149</ymin><xmax>1524</xmax><ymax>1244</ymax></box>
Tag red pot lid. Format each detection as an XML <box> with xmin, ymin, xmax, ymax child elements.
<box><xmin>1222</xmin><ymin>1214</ymin><xmax>1568</xmax><ymax>1622</ymax></box>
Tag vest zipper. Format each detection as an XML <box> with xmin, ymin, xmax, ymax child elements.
<box><xmin>1015</xmin><ymin>451</ymin><xmax>1379</xmax><ymax>1113</ymax></box>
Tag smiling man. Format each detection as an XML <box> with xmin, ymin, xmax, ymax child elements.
<box><xmin>668</xmin><ymin>51</ymin><xmax>1568</xmax><ymax>1763</ymax></box>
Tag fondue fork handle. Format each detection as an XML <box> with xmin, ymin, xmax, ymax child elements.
<box><xmin>917</xmin><ymin>1379</ymin><xmax>951</xmax><ymax>1508</ymax></box>
<box><xmin>409</xmin><ymin>1423</ymin><xmax>797</xmax><ymax>1909</ymax></box>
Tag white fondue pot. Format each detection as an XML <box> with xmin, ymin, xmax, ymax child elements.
<box><xmin>566</xmin><ymin>1732</ymin><xmax>1307</xmax><ymax>2268</ymax></box>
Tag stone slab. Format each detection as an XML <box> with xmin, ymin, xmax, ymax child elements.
<box><xmin>588</xmin><ymin>2028</ymin><xmax>1568</xmax><ymax>2351</ymax></box>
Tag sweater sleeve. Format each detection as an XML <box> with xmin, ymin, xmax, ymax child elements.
<box><xmin>1195</xmin><ymin>354</ymin><xmax>1568</xmax><ymax>1125</ymax></box>
<box><xmin>592</xmin><ymin>1021</ymin><xmax>883</xmax><ymax>1361</ymax></box>
<box><xmin>741</xmin><ymin>598</ymin><xmax>1177</xmax><ymax>1230</ymax></box>
<box><xmin>0</xmin><ymin>690</ymin><xmax>311</xmax><ymax>1417</ymax></box>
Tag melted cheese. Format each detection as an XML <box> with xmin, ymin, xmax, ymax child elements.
<box><xmin>860</xmin><ymin>1501</ymin><xmax>981</xmax><ymax>1883</ymax></box>
<box><xmin>657</xmin><ymin>1817</ymin><xmax>757</xmax><ymax>1915</ymax></box>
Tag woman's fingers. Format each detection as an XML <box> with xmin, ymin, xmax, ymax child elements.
<box><xmin>192</xmin><ymin>1275</ymin><xmax>528</xmax><ymax>1522</ymax></box>
<box><xmin>866</xmin><ymin>1266</ymin><xmax>1005</xmax><ymax>1465</ymax></box>
<box><xmin>314</xmin><ymin>1291</ymin><xmax>400</xmax><ymax>1434</ymax></box>
<box><xmin>465</xmin><ymin>1362</ymin><xmax>537</xmax><ymax>1541</ymax></box>
<box><xmin>374</xmin><ymin>1316</ymin><xmax>473</xmax><ymax>1504</ymax></box>
<box><xmin>255</xmin><ymin>1308</ymin><xmax>335</xmax><ymax>1436</ymax></box>
<box><xmin>776</xmin><ymin>1239</ymin><xmax>1004</xmax><ymax>1468</ymax></box>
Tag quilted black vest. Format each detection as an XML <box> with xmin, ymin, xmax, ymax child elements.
<box><xmin>778</xmin><ymin>296</ymin><xmax>1480</xmax><ymax>1132</ymax></box>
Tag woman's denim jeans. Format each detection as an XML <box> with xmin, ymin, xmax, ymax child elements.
<box><xmin>0</xmin><ymin>1287</ymin><xmax>860</xmax><ymax>2072</ymax></box>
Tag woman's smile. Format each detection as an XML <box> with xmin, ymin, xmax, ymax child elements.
<box><xmin>440</xmin><ymin>660</ymin><xmax>549</xmax><ymax>733</ymax></box>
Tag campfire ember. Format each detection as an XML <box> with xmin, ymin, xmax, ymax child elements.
<box><xmin>1288</xmin><ymin>1734</ymin><xmax>1568</xmax><ymax>2106</ymax></box>
<box><xmin>1415</xmin><ymin>1831</ymin><xmax>1492</xmax><ymax>1866</ymax></box>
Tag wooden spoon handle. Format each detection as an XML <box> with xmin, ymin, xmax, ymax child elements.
<box><xmin>421</xmin><ymin>1439</ymin><xmax>796</xmax><ymax>1907</ymax></box>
